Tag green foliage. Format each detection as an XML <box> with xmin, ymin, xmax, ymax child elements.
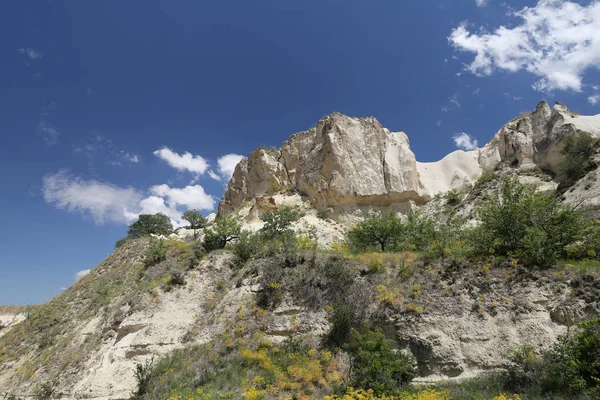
<box><xmin>317</xmin><ymin>208</ymin><xmax>329</xmax><ymax>220</ymax></box>
<box><xmin>506</xmin><ymin>315</ymin><xmax>600</xmax><ymax>397</ymax></box>
<box><xmin>128</xmin><ymin>213</ymin><xmax>173</xmax><ymax>239</ymax></box>
<box><xmin>233</xmin><ymin>230</ymin><xmax>264</xmax><ymax>263</ymax></box>
<box><xmin>444</xmin><ymin>189</ymin><xmax>462</xmax><ymax>206</ymax></box>
<box><xmin>557</xmin><ymin>132</ymin><xmax>598</xmax><ymax>189</ymax></box>
<box><xmin>474</xmin><ymin>170</ymin><xmax>497</xmax><ymax>189</ymax></box>
<box><xmin>144</xmin><ymin>239</ymin><xmax>169</xmax><ymax>268</ymax></box>
<box><xmin>133</xmin><ymin>358</ymin><xmax>154</xmax><ymax>399</ymax></box>
<box><xmin>202</xmin><ymin>215</ymin><xmax>241</xmax><ymax>252</ymax></box>
<box><xmin>326</xmin><ymin>302</ymin><xmax>354</xmax><ymax>348</ymax></box>
<box><xmin>182</xmin><ymin>209</ymin><xmax>207</xmax><ymax>239</ymax></box>
<box><xmin>260</xmin><ymin>205</ymin><xmax>302</xmax><ymax>239</ymax></box>
<box><xmin>115</xmin><ymin>237</ymin><xmax>129</xmax><ymax>249</ymax></box>
<box><xmin>345</xmin><ymin>328</ymin><xmax>415</xmax><ymax>395</ymax></box>
<box><xmin>475</xmin><ymin>177</ymin><xmax>583</xmax><ymax>266</ymax></box>
<box><xmin>347</xmin><ymin>211</ymin><xmax>403</xmax><ymax>252</ymax></box>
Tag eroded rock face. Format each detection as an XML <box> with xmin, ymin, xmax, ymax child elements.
<box><xmin>219</xmin><ymin>113</ymin><xmax>423</xmax><ymax>214</ymax></box>
<box><xmin>219</xmin><ymin>102</ymin><xmax>600</xmax><ymax>217</ymax></box>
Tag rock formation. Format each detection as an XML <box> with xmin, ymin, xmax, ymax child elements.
<box><xmin>219</xmin><ymin>102</ymin><xmax>600</xmax><ymax>218</ymax></box>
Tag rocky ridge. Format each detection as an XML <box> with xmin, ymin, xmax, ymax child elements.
<box><xmin>219</xmin><ymin>101</ymin><xmax>600</xmax><ymax>220</ymax></box>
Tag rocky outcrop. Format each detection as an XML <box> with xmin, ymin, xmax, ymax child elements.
<box><xmin>219</xmin><ymin>114</ymin><xmax>424</xmax><ymax>215</ymax></box>
<box><xmin>0</xmin><ymin>306</ymin><xmax>25</xmax><ymax>338</ymax></box>
<box><xmin>218</xmin><ymin>102</ymin><xmax>600</xmax><ymax>217</ymax></box>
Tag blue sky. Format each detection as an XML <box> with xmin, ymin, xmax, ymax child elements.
<box><xmin>1</xmin><ymin>0</ymin><xmax>599</xmax><ymax>304</ymax></box>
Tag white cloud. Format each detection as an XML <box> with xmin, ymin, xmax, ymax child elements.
<box><xmin>154</xmin><ymin>147</ymin><xmax>209</xmax><ymax>175</ymax></box>
<box><xmin>123</xmin><ymin>153</ymin><xmax>139</xmax><ymax>163</ymax></box>
<box><xmin>449</xmin><ymin>0</ymin><xmax>600</xmax><ymax>92</ymax></box>
<box><xmin>18</xmin><ymin>48</ymin><xmax>43</xmax><ymax>60</ymax></box>
<box><xmin>43</xmin><ymin>171</ymin><xmax>142</xmax><ymax>224</ymax></box>
<box><xmin>42</xmin><ymin>171</ymin><xmax>216</xmax><ymax>228</ymax></box>
<box><xmin>217</xmin><ymin>154</ymin><xmax>245</xmax><ymax>179</ymax></box>
<box><xmin>150</xmin><ymin>184</ymin><xmax>215</xmax><ymax>211</ymax></box>
<box><xmin>76</xmin><ymin>269</ymin><xmax>91</xmax><ymax>280</ymax></box>
<box><xmin>442</xmin><ymin>92</ymin><xmax>461</xmax><ymax>112</ymax></box>
<box><xmin>42</xmin><ymin>171</ymin><xmax>142</xmax><ymax>224</ymax></box>
<box><xmin>589</xmin><ymin>94</ymin><xmax>600</xmax><ymax>105</ymax></box>
<box><xmin>453</xmin><ymin>133</ymin><xmax>479</xmax><ymax>151</ymax></box>
<box><xmin>475</xmin><ymin>0</ymin><xmax>488</xmax><ymax>7</ymax></box>
<box><xmin>208</xmin><ymin>170</ymin><xmax>221</xmax><ymax>181</ymax></box>
<box><xmin>37</xmin><ymin>121</ymin><xmax>60</xmax><ymax>145</ymax></box>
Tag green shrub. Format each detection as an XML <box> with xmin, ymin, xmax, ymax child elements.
<box><xmin>317</xmin><ymin>208</ymin><xmax>328</xmax><ymax>220</ymax></box>
<box><xmin>444</xmin><ymin>189</ymin><xmax>463</xmax><ymax>206</ymax></box>
<box><xmin>233</xmin><ymin>230</ymin><xmax>264</xmax><ymax>263</ymax></box>
<box><xmin>326</xmin><ymin>302</ymin><xmax>355</xmax><ymax>348</ymax></box>
<box><xmin>133</xmin><ymin>358</ymin><xmax>154</xmax><ymax>399</ymax></box>
<box><xmin>257</xmin><ymin>261</ymin><xmax>285</xmax><ymax>309</ymax></box>
<box><xmin>260</xmin><ymin>205</ymin><xmax>302</xmax><ymax>239</ymax></box>
<box><xmin>181</xmin><ymin>209</ymin><xmax>207</xmax><ymax>239</ymax></box>
<box><xmin>557</xmin><ymin>132</ymin><xmax>598</xmax><ymax>189</ymax></box>
<box><xmin>506</xmin><ymin>315</ymin><xmax>600</xmax><ymax>397</ymax></box>
<box><xmin>128</xmin><ymin>213</ymin><xmax>173</xmax><ymax>239</ymax></box>
<box><xmin>202</xmin><ymin>215</ymin><xmax>241</xmax><ymax>252</ymax></box>
<box><xmin>345</xmin><ymin>328</ymin><xmax>415</xmax><ymax>395</ymax></box>
<box><xmin>144</xmin><ymin>239</ymin><xmax>169</xmax><ymax>268</ymax></box>
<box><xmin>474</xmin><ymin>170</ymin><xmax>497</xmax><ymax>189</ymax></box>
<box><xmin>347</xmin><ymin>211</ymin><xmax>403</xmax><ymax>252</ymax></box>
<box><xmin>115</xmin><ymin>237</ymin><xmax>129</xmax><ymax>249</ymax></box>
<box><xmin>475</xmin><ymin>177</ymin><xmax>582</xmax><ymax>266</ymax></box>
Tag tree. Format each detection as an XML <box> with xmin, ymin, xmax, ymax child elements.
<box><xmin>557</xmin><ymin>132</ymin><xmax>598</xmax><ymax>189</ymax></box>
<box><xmin>202</xmin><ymin>215</ymin><xmax>241</xmax><ymax>252</ymax></box>
<box><xmin>127</xmin><ymin>213</ymin><xmax>173</xmax><ymax>239</ymax></box>
<box><xmin>347</xmin><ymin>211</ymin><xmax>403</xmax><ymax>252</ymax></box>
<box><xmin>181</xmin><ymin>209</ymin><xmax>207</xmax><ymax>239</ymax></box>
<box><xmin>475</xmin><ymin>177</ymin><xmax>582</xmax><ymax>266</ymax></box>
<box><xmin>345</xmin><ymin>328</ymin><xmax>415</xmax><ymax>395</ymax></box>
<box><xmin>260</xmin><ymin>206</ymin><xmax>302</xmax><ymax>239</ymax></box>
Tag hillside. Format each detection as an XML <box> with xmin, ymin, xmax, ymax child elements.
<box><xmin>1</xmin><ymin>101</ymin><xmax>600</xmax><ymax>399</ymax></box>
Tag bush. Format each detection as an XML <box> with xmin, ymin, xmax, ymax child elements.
<box><xmin>144</xmin><ymin>239</ymin><xmax>169</xmax><ymax>268</ymax></box>
<box><xmin>133</xmin><ymin>358</ymin><xmax>154</xmax><ymax>399</ymax></box>
<box><xmin>260</xmin><ymin>205</ymin><xmax>302</xmax><ymax>239</ymax></box>
<box><xmin>345</xmin><ymin>328</ymin><xmax>415</xmax><ymax>396</ymax></box>
<box><xmin>181</xmin><ymin>209</ymin><xmax>207</xmax><ymax>239</ymax></box>
<box><xmin>202</xmin><ymin>215</ymin><xmax>241</xmax><ymax>252</ymax></box>
<box><xmin>233</xmin><ymin>230</ymin><xmax>264</xmax><ymax>263</ymax></box>
<box><xmin>475</xmin><ymin>177</ymin><xmax>582</xmax><ymax>266</ymax></box>
<box><xmin>168</xmin><ymin>269</ymin><xmax>185</xmax><ymax>286</ymax></box>
<box><xmin>347</xmin><ymin>211</ymin><xmax>403</xmax><ymax>252</ymax></box>
<box><xmin>128</xmin><ymin>213</ymin><xmax>173</xmax><ymax>239</ymax></box>
<box><xmin>444</xmin><ymin>189</ymin><xmax>462</xmax><ymax>206</ymax></box>
<box><xmin>115</xmin><ymin>237</ymin><xmax>129</xmax><ymax>249</ymax></box>
<box><xmin>326</xmin><ymin>302</ymin><xmax>355</xmax><ymax>348</ymax></box>
<box><xmin>317</xmin><ymin>208</ymin><xmax>328</xmax><ymax>220</ymax></box>
<box><xmin>506</xmin><ymin>315</ymin><xmax>600</xmax><ymax>397</ymax></box>
<box><xmin>557</xmin><ymin>132</ymin><xmax>598</xmax><ymax>189</ymax></box>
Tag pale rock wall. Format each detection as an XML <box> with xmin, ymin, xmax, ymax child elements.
<box><xmin>218</xmin><ymin>101</ymin><xmax>600</xmax><ymax>219</ymax></box>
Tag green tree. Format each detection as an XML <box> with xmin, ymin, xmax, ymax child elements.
<box><xmin>202</xmin><ymin>215</ymin><xmax>241</xmax><ymax>252</ymax></box>
<box><xmin>475</xmin><ymin>177</ymin><xmax>582</xmax><ymax>266</ymax></box>
<box><xmin>127</xmin><ymin>213</ymin><xmax>173</xmax><ymax>239</ymax></box>
<box><xmin>345</xmin><ymin>328</ymin><xmax>415</xmax><ymax>395</ymax></box>
<box><xmin>347</xmin><ymin>211</ymin><xmax>403</xmax><ymax>252</ymax></box>
<box><xmin>260</xmin><ymin>206</ymin><xmax>302</xmax><ymax>239</ymax></box>
<box><xmin>557</xmin><ymin>132</ymin><xmax>598</xmax><ymax>189</ymax></box>
<box><xmin>181</xmin><ymin>209</ymin><xmax>207</xmax><ymax>239</ymax></box>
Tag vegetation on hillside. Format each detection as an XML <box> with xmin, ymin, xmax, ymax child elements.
<box><xmin>3</xmin><ymin>178</ymin><xmax>600</xmax><ymax>399</ymax></box>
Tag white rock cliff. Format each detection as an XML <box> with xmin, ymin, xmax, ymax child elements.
<box><xmin>218</xmin><ymin>102</ymin><xmax>600</xmax><ymax>217</ymax></box>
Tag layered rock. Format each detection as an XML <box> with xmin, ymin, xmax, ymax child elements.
<box><xmin>218</xmin><ymin>102</ymin><xmax>600</xmax><ymax>217</ymax></box>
